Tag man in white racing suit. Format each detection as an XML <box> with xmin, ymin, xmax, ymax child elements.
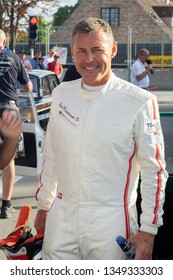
<box><xmin>34</xmin><ymin>17</ymin><xmax>168</xmax><ymax>260</ymax></box>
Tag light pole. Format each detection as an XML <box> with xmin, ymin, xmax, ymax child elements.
<box><xmin>172</xmin><ymin>26</ymin><xmax>173</xmax><ymax>65</ymax></box>
<box><xmin>46</xmin><ymin>27</ymin><xmax>56</xmax><ymax>54</ymax></box>
<box><xmin>127</xmin><ymin>26</ymin><xmax>132</xmax><ymax>81</ymax></box>
<box><xmin>46</xmin><ymin>26</ymin><xmax>50</xmax><ymax>54</ymax></box>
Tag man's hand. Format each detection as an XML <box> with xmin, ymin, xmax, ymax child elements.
<box><xmin>148</xmin><ymin>85</ymin><xmax>157</xmax><ymax>91</ymax></box>
<box><xmin>20</xmin><ymin>81</ymin><xmax>33</xmax><ymax>92</ymax></box>
<box><xmin>0</xmin><ymin>110</ymin><xmax>22</xmax><ymax>139</ymax></box>
<box><xmin>146</xmin><ymin>64</ymin><xmax>153</xmax><ymax>72</ymax></box>
<box><xmin>128</xmin><ymin>231</ymin><xmax>155</xmax><ymax>260</ymax></box>
<box><xmin>34</xmin><ymin>209</ymin><xmax>49</xmax><ymax>233</ymax></box>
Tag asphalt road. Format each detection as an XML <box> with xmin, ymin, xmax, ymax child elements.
<box><xmin>0</xmin><ymin>175</ymin><xmax>39</xmax><ymax>260</ymax></box>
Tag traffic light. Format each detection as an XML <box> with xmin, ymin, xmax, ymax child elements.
<box><xmin>29</xmin><ymin>16</ymin><xmax>38</xmax><ymax>41</ymax></box>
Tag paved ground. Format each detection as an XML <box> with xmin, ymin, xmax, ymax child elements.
<box><xmin>0</xmin><ymin>175</ymin><xmax>39</xmax><ymax>260</ymax></box>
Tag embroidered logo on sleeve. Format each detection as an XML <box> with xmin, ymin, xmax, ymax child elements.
<box><xmin>145</xmin><ymin>119</ymin><xmax>162</xmax><ymax>135</ymax></box>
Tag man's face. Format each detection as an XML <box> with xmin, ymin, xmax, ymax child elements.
<box><xmin>71</xmin><ymin>30</ymin><xmax>117</xmax><ymax>86</ymax></box>
<box><xmin>140</xmin><ymin>51</ymin><xmax>149</xmax><ymax>63</ymax></box>
<box><xmin>35</xmin><ymin>52</ymin><xmax>41</xmax><ymax>58</ymax></box>
<box><xmin>19</xmin><ymin>53</ymin><xmax>25</xmax><ymax>59</ymax></box>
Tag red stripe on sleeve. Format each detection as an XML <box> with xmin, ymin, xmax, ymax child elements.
<box><xmin>124</xmin><ymin>144</ymin><xmax>136</xmax><ymax>239</ymax></box>
<box><xmin>152</xmin><ymin>144</ymin><xmax>164</xmax><ymax>224</ymax></box>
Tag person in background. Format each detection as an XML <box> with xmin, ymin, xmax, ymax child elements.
<box><xmin>34</xmin><ymin>17</ymin><xmax>167</xmax><ymax>260</ymax></box>
<box><xmin>4</xmin><ymin>46</ymin><xmax>12</xmax><ymax>52</ymax></box>
<box><xmin>130</xmin><ymin>48</ymin><xmax>156</xmax><ymax>90</ymax></box>
<box><xmin>18</xmin><ymin>50</ymin><xmax>32</xmax><ymax>71</ymax></box>
<box><xmin>0</xmin><ymin>110</ymin><xmax>22</xmax><ymax>170</ymax></box>
<box><xmin>47</xmin><ymin>54</ymin><xmax>63</xmax><ymax>79</ymax></box>
<box><xmin>63</xmin><ymin>64</ymin><xmax>81</xmax><ymax>82</ymax></box>
<box><xmin>0</xmin><ymin>29</ymin><xmax>33</xmax><ymax>219</ymax></box>
<box><xmin>43</xmin><ymin>49</ymin><xmax>56</xmax><ymax>69</ymax></box>
<box><xmin>30</xmin><ymin>50</ymin><xmax>41</xmax><ymax>69</ymax></box>
<box><xmin>37</xmin><ymin>57</ymin><xmax>45</xmax><ymax>70</ymax></box>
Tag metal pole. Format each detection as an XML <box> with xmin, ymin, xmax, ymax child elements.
<box><xmin>127</xmin><ymin>26</ymin><xmax>132</xmax><ymax>81</ymax></box>
<box><xmin>45</xmin><ymin>27</ymin><xmax>50</xmax><ymax>54</ymax></box>
<box><xmin>30</xmin><ymin>48</ymin><xmax>34</xmax><ymax>59</ymax></box>
<box><xmin>48</xmin><ymin>27</ymin><xmax>50</xmax><ymax>52</ymax></box>
<box><xmin>45</xmin><ymin>27</ymin><xmax>49</xmax><ymax>55</ymax></box>
<box><xmin>172</xmin><ymin>26</ymin><xmax>173</xmax><ymax>65</ymax></box>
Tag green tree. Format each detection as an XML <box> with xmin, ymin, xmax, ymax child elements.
<box><xmin>37</xmin><ymin>17</ymin><xmax>50</xmax><ymax>43</ymax></box>
<box><xmin>16</xmin><ymin>16</ymin><xmax>49</xmax><ymax>43</ymax></box>
<box><xmin>0</xmin><ymin>0</ymin><xmax>60</xmax><ymax>51</ymax></box>
<box><xmin>53</xmin><ymin>0</ymin><xmax>83</xmax><ymax>27</ymax></box>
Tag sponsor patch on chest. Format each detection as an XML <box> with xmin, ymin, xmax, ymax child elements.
<box><xmin>59</xmin><ymin>102</ymin><xmax>80</xmax><ymax>126</ymax></box>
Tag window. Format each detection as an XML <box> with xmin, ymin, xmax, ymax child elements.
<box><xmin>101</xmin><ymin>8</ymin><xmax>120</xmax><ymax>27</ymax></box>
<box><xmin>49</xmin><ymin>74</ymin><xmax>60</xmax><ymax>91</ymax></box>
<box><xmin>29</xmin><ymin>76</ymin><xmax>38</xmax><ymax>96</ymax></box>
<box><xmin>42</xmin><ymin>76</ymin><xmax>51</xmax><ymax>96</ymax></box>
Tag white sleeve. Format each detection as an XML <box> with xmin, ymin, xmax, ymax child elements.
<box><xmin>135</xmin><ymin>96</ymin><xmax>168</xmax><ymax>235</ymax></box>
<box><xmin>36</xmin><ymin>96</ymin><xmax>59</xmax><ymax>210</ymax></box>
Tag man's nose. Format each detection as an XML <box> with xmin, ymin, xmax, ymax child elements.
<box><xmin>84</xmin><ymin>52</ymin><xmax>94</xmax><ymax>62</ymax></box>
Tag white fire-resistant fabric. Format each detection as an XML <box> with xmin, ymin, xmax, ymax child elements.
<box><xmin>36</xmin><ymin>72</ymin><xmax>168</xmax><ymax>260</ymax></box>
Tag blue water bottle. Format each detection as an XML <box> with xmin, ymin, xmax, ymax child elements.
<box><xmin>116</xmin><ymin>236</ymin><xmax>136</xmax><ymax>259</ymax></box>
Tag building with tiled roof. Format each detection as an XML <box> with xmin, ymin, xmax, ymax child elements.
<box><xmin>51</xmin><ymin>0</ymin><xmax>173</xmax><ymax>63</ymax></box>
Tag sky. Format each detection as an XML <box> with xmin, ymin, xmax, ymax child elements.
<box><xmin>60</xmin><ymin>0</ymin><xmax>78</xmax><ymax>6</ymax></box>
<box><xmin>28</xmin><ymin>0</ymin><xmax>79</xmax><ymax>23</ymax></box>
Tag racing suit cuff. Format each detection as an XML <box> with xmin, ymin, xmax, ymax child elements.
<box><xmin>140</xmin><ymin>224</ymin><xmax>158</xmax><ymax>235</ymax></box>
<box><xmin>37</xmin><ymin>203</ymin><xmax>51</xmax><ymax>211</ymax></box>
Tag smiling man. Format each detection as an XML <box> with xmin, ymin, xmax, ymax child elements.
<box><xmin>34</xmin><ymin>17</ymin><xmax>167</xmax><ymax>260</ymax></box>
<box><xmin>71</xmin><ymin>19</ymin><xmax>117</xmax><ymax>86</ymax></box>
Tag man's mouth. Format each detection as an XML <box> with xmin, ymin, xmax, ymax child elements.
<box><xmin>83</xmin><ymin>66</ymin><xmax>98</xmax><ymax>71</ymax></box>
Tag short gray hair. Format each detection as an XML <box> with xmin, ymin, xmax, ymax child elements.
<box><xmin>72</xmin><ymin>17</ymin><xmax>114</xmax><ymax>43</ymax></box>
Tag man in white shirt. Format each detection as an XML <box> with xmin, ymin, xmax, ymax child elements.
<box><xmin>130</xmin><ymin>48</ymin><xmax>156</xmax><ymax>90</ymax></box>
<box><xmin>43</xmin><ymin>49</ymin><xmax>56</xmax><ymax>69</ymax></box>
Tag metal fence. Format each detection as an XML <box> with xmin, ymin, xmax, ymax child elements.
<box><xmin>15</xmin><ymin>25</ymin><xmax>173</xmax><ymax>67</ymax></box>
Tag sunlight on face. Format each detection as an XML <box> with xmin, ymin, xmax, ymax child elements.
<box><xmin>71</xmin><ymin>30</ymin><xmax>117</xmax><ymax>86</ymax></box>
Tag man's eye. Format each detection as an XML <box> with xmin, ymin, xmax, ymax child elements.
<box><xmin>94</xmin><ymin>48</ymin><xmax>103</xmax><ymax>53</ymax></box>
<box><xmin>77</xmin><ymin>50</ymin><xmax>85</xmax><ymax>54</ymax></box>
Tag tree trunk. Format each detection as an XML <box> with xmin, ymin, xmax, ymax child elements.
<box><xmin>0</xmin><ymin>0</ymin><xmax>3</xmax><ymax>29</ymax></box>
<box><xmin>9</xmin><ymin>0</ymin><xmax>15</xmax><ymax>51</ymax></box>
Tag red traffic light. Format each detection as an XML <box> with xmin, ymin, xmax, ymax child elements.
<box><xmin>29</xmin><ymin>16</ymin><xmax>38</xmax><ymax>41</ymax></box>
<box><xmin>30</xmin><ymin>16</ymin><xmax>38</xmax><ymax>25</ymax></box>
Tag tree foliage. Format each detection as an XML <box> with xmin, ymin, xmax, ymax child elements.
<box><xmin>0</xmin><ymin>0</ymin><xmax>60</xmax><ymax>51</ymax></box>
<box><xmin>53</xmin><ymin>0</ymin><xmax>83</xmax><ymax>27</ymax></box>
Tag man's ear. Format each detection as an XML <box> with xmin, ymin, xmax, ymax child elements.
<box><xmin>3</xmin><ymin>39</ymin><xmax>7</xmax><ymax>47</ymax></box>
<box><xmin>111</xmin><ymin>41</ymin><xmax>118</xmax><ymax>59</ymax></box>
<box><xmin>70</xmin><ymin>44</ymin><xmax>75</xmax><ymax>61</ymax></box>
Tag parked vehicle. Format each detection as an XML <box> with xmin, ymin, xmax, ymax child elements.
<box><xmin>17</xmin><ymin>70</ymin><xmax>60</xmax><ymax>99</ymax></box>
<box><xmin>15</xmin><ymin>70</ymin><xmax>60</xmax><ymax>176</ymax></box>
